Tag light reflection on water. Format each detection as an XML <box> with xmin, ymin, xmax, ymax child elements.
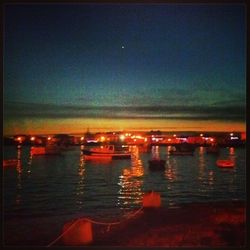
<box><xmin>75</xmin><ymin>150</ymin><xmax>85</xmax><ymax>209</ymax></box>
<box><xmin>3</xmin><ymin>144</ymin><xmax>246</xmax><ymax>218</ymax></box>
<box><xmin>117</xmin><ymin>146</ymin><xmax>144</xmax><ymax>209</ymax></box>
<box><xmin>3</xmin><ymin>144</ymin><xmax>246</xmax><ymax>245</ymax></box>
<box><xmin>15</xmin><ymin>146</ymin><xmax>22</xmax><ymax>206</ymax></box>
<box><xmin>165</xmin><ymin>149</ymin><xmax>179</xmax><ymax>207</ymax></box>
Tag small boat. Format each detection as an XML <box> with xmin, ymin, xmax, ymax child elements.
<box><xmin>82</xmin><ymin>144</ymin><xmax>131</xmax><ymax>160</ymax></box>
<box><xmin>169</xmin><ymin>144</ymin><xmax>195</xmax><ymax>156</ymax></box>
<box><xmin>31</xmin><ymin>145</ymin><xmax>61</xmax><ymax>156</ymax></box>
<box><xmin>3</xmin><ymin>159</ymin><xmax>19</xmax><ymax>167</ymax></box>
<box><xmin>148</xmin><ymin>159</ymin><xmax>166</xmax><ymax>171</ymax></box>
<box><xmin>216</xmin><ymin>159</ymin><xmax>235</xmax><ymax>168</ymax></box>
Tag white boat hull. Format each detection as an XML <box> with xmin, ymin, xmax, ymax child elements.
<box><xmin>82</xmin><ymin>149</ymin><xmax>131</xmax><ymax>160</ymax></box>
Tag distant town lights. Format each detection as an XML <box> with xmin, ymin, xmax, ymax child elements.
<box><xmin>120</xmin><ymin>135</ymin><xmax>125</xmax><ymax>141</ymax></box>
<box><xmin>100</xmin><ymin>136</ymin><xmax>106</xmax><ymax>142</ymax></box>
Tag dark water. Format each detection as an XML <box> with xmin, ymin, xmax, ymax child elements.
<box><xmin>3</xmin><ymin>145</ymin><xmax>246</xmax><ymax>245</ymax></box>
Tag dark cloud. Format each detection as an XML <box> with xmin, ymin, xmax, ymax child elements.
<box><xmin>4</xmin><ymin>101</ymin><xmax>246</xmax><ymax>121</ymax></box>
<box><xmin>211</xmin><ymin>98</ymin><xmax>246</xmax><ymax>107</ymax></box>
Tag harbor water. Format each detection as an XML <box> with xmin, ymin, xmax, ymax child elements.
<box><xmin>3</xmin><ymin>145</ymin><xmax>246</xmax><ymax>245</ymax></box>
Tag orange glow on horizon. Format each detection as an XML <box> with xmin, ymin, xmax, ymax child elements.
<box><xmin>3</xmin><ymin>118</ymin><xmax>246</xmax><ymax>136</ymax></box>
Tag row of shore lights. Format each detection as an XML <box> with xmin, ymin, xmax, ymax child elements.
<box><xmin>77</xmin><ymin>133</ymin><xmax>236</xmax><ymax>143</ymax></box>
<box><xmin>200</xmin><ymin>133</ymin><xmax>239</xmax><ymax>141</ymax></box>
<box><xmin>200</xmin><ymin>134</ymin><xmax>214</xmax><ymax>143</ymax></box>
<box><xmin>16</xmin><ymin>136</ymin><xmax>52</xmax><ymax>144</ymax></box>
<box><xmin>15</xmin><ymin>132</ymin><xmax>238</xmax><ymax>144</ymax></box>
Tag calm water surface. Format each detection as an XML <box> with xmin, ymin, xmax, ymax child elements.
<box><xmin>3</xmin><ymin>145</ymin><xmax>246</xmax><ymax>245</ymax></box>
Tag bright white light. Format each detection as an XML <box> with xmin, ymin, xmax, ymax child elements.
<box><xmin>231</xmin><ymin>136</ymin><xmax>239</xmax><ymax>140</ymax></box>
<box><xmin>120</xmin><ymin>135</ymin><xmax>125</xmax><ymax>141</ymax></box>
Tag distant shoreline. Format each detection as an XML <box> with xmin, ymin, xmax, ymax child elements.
<box><xmin>3</xmin><ymin>130</ymin><xmax>246</xmax><ymax>137</ymax></box>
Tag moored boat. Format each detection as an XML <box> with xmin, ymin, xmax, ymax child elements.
<box><xmin>216</xmin><ymin>159</ymin><xmax>235</xmax><ymax>168</ymax></box>
<box><xmin>82</xmin><ymin>144</ymin><xmax>131</xmax><ymax>160</ymax></box>
<box><xmin>169</xmin><ymin>143</ymin><xmax>195</xmax><ymax>156</ymax></box>
<box><xmin>31</xmin><ymin>145</ymin><xmax>61</xmax><ymax>156</ymax></box>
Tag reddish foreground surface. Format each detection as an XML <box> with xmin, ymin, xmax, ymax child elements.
<box><xmin>85</xmin><ymin>201</ymin><xmax>246</xmax><ymax>247</ymax></box>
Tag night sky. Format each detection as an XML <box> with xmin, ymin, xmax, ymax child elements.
<box><xmin>4</xmin><ymin>3</ymin><xmax>246</xmax><ymax>135</ymax></box>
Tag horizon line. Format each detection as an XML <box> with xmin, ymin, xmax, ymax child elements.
<box><xmin>4</xmin><ymin>129</ymin><xmax>246</xmax><ymax>137</ymax></box>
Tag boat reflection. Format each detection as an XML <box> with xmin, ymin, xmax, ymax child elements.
<box><xmin>117</xmin><ymin>146</ymin><xmax>144</xmax><ymax>209</ymax></box>
<box><xmin>229</xmin><ymin>147</ymin><xmax>235</xmax><ymax>155</ymax></box>
<box><xmin>228</xmin><ymin>147</ymin><xmax>236</xmax><ymax>163</ymax></box>
<box><xmin>151</xmin><ymin>145</ymin><xmax>160</xmax><ymax>159</ymax></box>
